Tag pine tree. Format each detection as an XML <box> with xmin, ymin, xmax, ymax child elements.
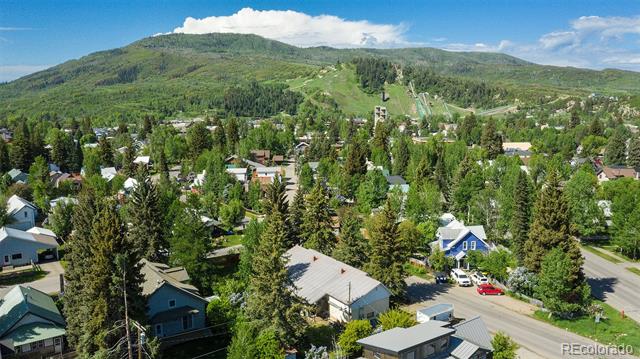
<box><xmin>128</xmin><ymin>172</ymin><xmax>165</xmax><ymax>261</ymax></box>
<box><xmin>79</xmin><ymin>201</ymin><xmax>145</xmax><ymax>357</ymax></box>
<box><xmin>169</xmin><ymin>209</ymin><xmax>212</xmax><ymax>289</ymax></box>
<box><xmin>458</xmin><ymin>113</ymin><xmax>480</xmax><ymax>145</ymax></box>
<box><xmin>155</xmin><ymin>148</ymin><xmax>169</xmax><ymax>181</ymax></box>
<box><xmin>365</xmin><ymin>200</ymin><xmax>406</xmax><ymax>297</ymax></box>
<box><xmin>186</xmin><ymin>122</ymin><xmax>213</xmax><ymax>160</ymax></box>
<box><xmin>225</xmin><ymin>117</ymin><xmax>240</xmax><ymax>151</ymax></box>
<box><xmin>344</xmin><ymin>136</ymin><xmax>369</xmax><ymax>177</ymax></box>
<box><xmin>628</xmin><ymin>136</ymin><xmax>640</xmax><ymax>168</ymax></box>
<box><xmin>535</xmin><ymin>248</ymin><xmax>591</xmax><ymax>315</ymax></box>
<box><xmin>433</xmin><ymin>145</ymin><xmax>449</xmax><ymax>205</ymax></box>
<box><xmin>333</xmin><ymin>207</ymin><xmax>368</xmax><ymax>268</ymax></box>
<box><xmin>523</xmin><ymin>170</ymin><xmax>582</xmax><ymax>274</ymax></box>
<box><xmin>480</xmin><ymin>118</ymin><xmax>503</xmax><ymax>159</ymax></box>
<box><xmin>511</xmin><ymin>170</ymin><xmax>532</xmax><ymax>264</ymax></box>
<box><xmin>568</xmin><ymin>110</ymin><xmax>580</xmax><ymax>129</ymax></box>
<box><xmin>9</xmin><ymin>132</ymin><xmax>32</xmax><ymax>170</ymax></box>
<box><xmin>0</xmin><ymin>140</ymin><xmax>9</xmax><ymax>173</ymax></box>
<box><xmin>605</xmin><ymin>128</ymin><xmax>627</xmax><ymax>165</ymax></box>
<box><xmin>301</xmin><ymin>182</ymin><xmax>336</xmax><ymax>254</ymax></box>
<box><xmin>450</xmin><ymin>154</ymin><xmax>484</xmax><ymax>219</ymax></box>
<box><xmin>392</xmin><ymin>135</ymin><xmax>410</xmax><ymax>176</ymax></box>
<box><xmin>98</xmin><ymin>136</ymin><xmax>114</xmax><ymax>167</ymax></box>
<box><xmin>264</xmin><ymin>175</ymin><xmax>288</xmax><ymax>216</ymax></box>
<box><xmin>122</xmin><ymin>142</ymin><xmax>136</xmax><ymax>177</ymax></box>
<box><xmin>246</xmin><ymin>211</ymin><xmax>306</xmax><ymax>346</ymax></box>
<box><xmin>63</xmin><ymin>188</ymin><xmax>99</xmax><ymax>349</ymax></box>
<box><xmin>589</xmin><ymin>118</ymin><xmax>604</xmax><ymax>137</ymax></box>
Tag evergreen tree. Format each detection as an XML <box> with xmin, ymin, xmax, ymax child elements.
<box><xmin>365</xmin><ymin>200</ymin><xmax>406</xmax><ymax>297</ymax></box>
<box><xmin>535</xmin><ymin>248</ymin><xmax>591</xmax><ymax>316</ymax></box>
<box><xmin>458</xmin><ymin>113</ymin><xmax>480</xmax><ymax>145</ymax></box>
<box><xmin>264</xmin><ymin>175</ymin><xmax>288</xmax><ymax>216</ymax></box>
<box><xmin>155</xmin><ymin>148</ymin><xmax>169</xmax><ymax>181</ymax></box>
<box><xmin>0</xmin><ymin>140</ymin><xmax>9</xmax><ymax>173</ymax></box>
<box><xmin>98</xmin><ymin>136</ymin><xmax>114</xmax><ymax>167</ymax></box>
<box><xmin>186</xmin><ymin>122</ymin><xmax>213</xmax><ymax>160</ymax></box>
<box><xmin>49</xmin><ymin>130</ymin><xmax>69</xmax><ymax>169</ymax></box>
<box><xmin>434</xmin><ymin>153</ymin><xmax>449</xmax><ymax>205</ymax></box>
<box><xmin>565</xmin><ymin>166</ymin><xmax>605</xmax><ymax>237</ymax></box>
<box><xmin>301</xmin><ymin>182</ymin><xmax>336</xmax><ymax>254</ymax></box>
<box><xmin>511</xmin><ymin>170</ymin><xmax>532</xmax><ymax>264</ymax></box>
<box><xmin>246</xmin><ymin>211</ymin><xmax>307</xmax><ymax>346</ymax></box>
<box><xmin>69</xmin><ymin>137</ymin><xmax>83</xmax><ymax>173</ymax></box>
<box><xmin>589</xmin><ymin>118</ymin><xmax>604</xmax><ymax>137</ymax></box>
<box><xmin>9</xmin><ymin>132</ymin><xmax>32</xmax><ymax>170</ymax></box>
<box><xmin>169</xmin><ymin>209</ymin><xmax>212</xmax><ymax>289</ymax></box>
<box><xmin>450</xmin><ymin>154</ymin><xmax>484</xmax><ymax>220</ymax></box>
<box><xmin>524</xmin><ymin>170</ymin><xmax>582</xmax><ymax>274</ymax></box>
<box><xmin>568</xmin><ymin>110</ymin><xmax>581</xmax><ymax>129</ymax></box>
<box><xmin>225</xmin><ymin>117</ymin><xmax>240</xmax><ymax>151</ymax></box>
<box><xmin>238</xmin><ymin>219</ymin><xmax>264</xmax><ymax>282</ymax></box>
<box><xmin>128</xmin><ymin>172</ymin><xmax>165</xmax><ymax>261</ymax></box>
<box><xmin>480</xmin><ymin>118</ymin><xmax>503</xmax><ymax>159</ymax></box>
<box><xmin>344</xmin><ymin>136</ymin><xmax>369</xmax><ymax>176</ymax></box>
<box><xmin>79</xmin><ymin>201</ymin><xmax>145</xmax><ymax>357</ymax></box>
<box><xmin>628</xmin><ymin>136</ymin><xmax>640</xmax><ymax>168</ymax></box>
<box><xmin>605</xmin><ymin>128</ymin><xmax>627</xmax><ymax>165</ymax></box>
<box><xmin>122</xmin><ymin>143</ymin><xmax>136</xmax><ymax>177</ymax></box>
<box><xmin>392</xmin><ymin>135</ymin><xmax>410</xmax><ymax>176</ymax></box>
<box><xmin>332</xmin><ymin>207</ymin><xmax>368</xmax><ymax>268</ymax></box>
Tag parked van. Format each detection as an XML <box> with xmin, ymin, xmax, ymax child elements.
<box><xmin>451</xmin><ymin>268</ymin><xmax>472</xmax><ymax>286</ymax></box>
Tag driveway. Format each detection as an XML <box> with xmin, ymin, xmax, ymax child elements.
<box><xmin>403</xmin><ymin>276</ymin><xmax>624</xmax><ymax>359</ymax></box>
<box><xmin>582</xmin><ymin>248</ymin><xmax>640</xmax><ymax>323</ymax></box>
<box><xmin>0</xmin><ymin>261</ymin><xmax>64</xmax><ymax>296</ymax></box>
<box><xmin>283</xmin><ymin>158</ymin><xmax>298</xmax><ymax>204</ymax></box>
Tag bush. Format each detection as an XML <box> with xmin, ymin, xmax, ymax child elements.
<box><xmin>337</xmin><ymin>320</ymin><xmax>372</xmax><ymax>356</ymax></box>
<box><xmin>507</xmin><ymin>266</ymin><xmax>537</xmax><ymax>297</ymax></box>
<box><xmin>378</xmin><ymin>309</ymin><xmax>417</xmax><ymax>331</ymax></box>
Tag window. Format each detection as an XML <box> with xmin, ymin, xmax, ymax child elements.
<box><xmin>182</xmin><ymin>315</ymin><xmax>193</xmax><ymax>330</ymax></box>
<box><xmin>155</xmin><ymin>324</ymin><xmax>162</xmax><ymax>336</ymax></box>
<box><xmin>471</xmin><ymin>241</ymin><xmax>476</xmax><ymax>250</ymax></box>
<box><xmin>462</xmin><ymin>241</ymin><xmax>468</xmax><ymax>250</ymax></box>
<box><xmin>366</xmin><ymin>311</ymin><xmax>375</xmax><ymax>319</ymax></box>
<box><xmin>168</xmin><ymin>299</ymin><xmax>176</xmax><ymax>308</ymax></box>
<box><xmin>24</xmin><ymin>212</ymin><xmax>28</xmax><ymax>218</ymax></box>
<box><xmin>54</xmin><ymin>338</ymin><xmax>61</xmax><ymax>345</ymax></box>
<box><xmin>12</xmin><ymin>253</ymin><xmax>22</xmax><ymax>260</ymax></box>
<box><xmin>3</xmin><ymin>255</ymin><xmax>8</xmax><ymax>263</ymax></box>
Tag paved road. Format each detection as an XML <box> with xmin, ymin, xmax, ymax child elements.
<box><xmin>403</xmin><ymin>276</ymin><xmax>632</xmax><ymax>359</ymax></box>
<box><xmin>283</xmin><ymin>159</ymin><xmax>298</xmax><ymax>204</ymax></box>
<box><xmin>582</xmin><ymin>248</ymin><xmax>640</xmax><ymax>323</ymax></box>
<box><xmin>0</xmin><ymin>261</ymin><xmax>64</xmax><ymax>296</ymax></box>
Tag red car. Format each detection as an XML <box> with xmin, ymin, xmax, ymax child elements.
<box><xmin>476</xmin><ymin>284</ymin><xmax>504</xmax><ymax>296</ymax></box>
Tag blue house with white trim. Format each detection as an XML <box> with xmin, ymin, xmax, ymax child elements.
<box><xmin>432</xmin><ymin>215</ymin><xmax>494</xmax><ymax>269</ymax></box>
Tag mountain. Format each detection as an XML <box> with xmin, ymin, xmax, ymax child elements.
<box><xmin>1</xmin><ymin>33</ymin><xmax>639</xmax><ymax>119</ymax></box>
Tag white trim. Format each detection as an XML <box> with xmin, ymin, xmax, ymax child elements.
<box><xmin>462</xmin><ymin>241</ymin><xmax>468</xmax><ymax>250</ymax></box>
<box><xmin>470</xmin><ymin>241</ymin><xmax>476</xmax><ymax>250</ymax></box>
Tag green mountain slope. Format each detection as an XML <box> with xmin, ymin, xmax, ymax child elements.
<box><xmin>1</xmin><ymin>33</ymin><xmax>639</xmax><ymax>119</ymax></box>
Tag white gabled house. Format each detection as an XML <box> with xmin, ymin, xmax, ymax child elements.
<box><xmin>286</xmin><ymin>245</ymin><xmax>390</xmax><ymax>322</ymax></box>
<box><xmin>6</xmin><ymin>195</ymin><xmax>37</xmax><ymax>231</ymax></box>
<box><xmin>431</xmin><ymin>215</ymin><xmax>495</xmax><ymax>269</ymax></box>
<box><xmin>226</xmin><ymin>167</ymin><xmax>248</xmax><ymax>183</ymax></box>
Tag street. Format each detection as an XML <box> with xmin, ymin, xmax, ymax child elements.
<box><xmin>582</xmin><ymin>248</ymin><xmax>640</xmax><ymax>323</ymax></box>
<box><xmin>0</xmin><ymin>261</ymin><xmax>64</xmax><ymax>297</ymax></box>
<box><xmin>403</xmin><ymin>276</ymin><xmax>633</xmax><ymax>359</ymax></box>
<box><xmin>283</xmin><ymin>158</ymin><xmax>298</xmax><ymax>204</ymax></box>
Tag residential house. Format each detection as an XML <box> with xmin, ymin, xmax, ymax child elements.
<box><xmin>226</xmin><ymin>168</ymin><xmax>248</xmax><ymax>183</ymax></box>
<box><xmin>431</xmin><ymin>216</ymin><xmax>493</xmax><ymax>269</ymax></box>
<box><xmin>597</xmin><ymin>166</ymin><xmax>638</xmax><ymax>182</ymax></box>
<box><xmin>6</xmin><ymin>195</ymin><xmax>37</xmax><ymax>231</ymax></box>
<box><xmin>250</xmin><ymin>150</ymin><xmax>271</xmax><ymax>165</ymax></box>
<box><xmin>134</xmin><ymin>156</ymin><xmax>151</xmax><ymax>167</ymax></box>
<box><xmin>502</xmin><ymin>142</ymin><xmax>532</xmax><ymax>156</ymax></box>
<box><xmin>0</xmin><ymin>227</ymin><xmax>59</xmax><ymax>267</ymax></box>
<box><xmin>49</xmin><ymin>197</ymin><xmax>79</xmax><ymax>210</ymax></box>
<box><xmin>7</xmin><ymin>169</ymin><xmax>28</xmax><ymax>184</ymax></box>
<box><xmin>416</xmin><ymin>303</ymin><xmax>454</xmax><ymax>323</ymax></box>
<box><xmin>272</xmin><ymin>155</ymin><xmax>285</xmax><ymax>164</ymax></box>
<box><xmin>254</xmin><ymin>167</ymin><xmax>282</xmax><ymax>185</ymax></box>
<box><xmin>0</xmin><ymin>286</ymin><xmax>66</xmax><ymax>357</ymax></box>
<box><xmin>357</xmin><ymin>316</ymin><xmax>493</xmax><ymax>359</ymax></box>
<box><xmin>100</xmin><ymin>167</ymin><xmax>118</xmax><ymax>182</ymax></box>
<box><xmin>123</xmin><ymin>177</ymin><xmax>138</xmax><ymax>192</ymax></box>
<box><xmin>140</xmin><ymin>259</ymin><xmax>209</xmax><ymax>339</ymax></box>
<box><xmin>294</xmin><ymin>142</ymin><xmax>309</xmax><ymax>157</ymax></box>
<box><xmin>286</xmin><ymin>246</ymin><xmax>391</xmax><ymax>322</ymax></box>
<box><xmin>386</xmin><ymin>175</ymin><xmax>409</xmax><ymax>193</ymax></box>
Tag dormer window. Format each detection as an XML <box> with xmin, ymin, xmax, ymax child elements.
<box><xmin>168</xmin><ymin>299</ymin><xmax>176</xmax><ymax>308</ymax></box>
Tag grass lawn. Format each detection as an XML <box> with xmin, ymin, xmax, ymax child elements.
<box><xmin>404</xmin><ymin>263</ymin><xmax>433</xmax><ymax>280</ymax></box>
<box><xmin>533</xmin><ymin>301</ymin><xmax>640</xmax><ymax>351</ymax></box>
<box><xmin>626</xmin><ymin>267</ymin><xmax>640</xmax><ymax>277</ymax></box>
<box><xmin>220</xmin><ymin>234</ymin><xmax>243</xmax><ymax>248</ymax></box>
<box><xmin>581</xmin><ymin>245</ymin><xmax>623</xmax><ymax>264</ymax></box>
<box><xmin>0</xmin><ymin>269</ymin><xmax>47</xmax><ymax>286</ymax></box>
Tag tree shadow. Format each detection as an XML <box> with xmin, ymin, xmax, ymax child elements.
<box><xmin>405</xmin><ymin>277</ymin><xmax>452</xmax><ymax>303</ymax></box>
<box><xmin>587</xmin><ymin>276</ymin><xmax>617</xmax><ymax>301</ymax></box>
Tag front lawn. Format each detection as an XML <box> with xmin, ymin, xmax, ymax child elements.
<box><xmin>404</xmin><ymin>263</ymin><xmax>433</xmax><ymax>280</ymax></box>
<box><xmin>533</xmin><ymin>301</ymin><xmax>640</xmax><ymax>351</ymax></box>
<box><xmin>0</xmin><ymin>269</ymin><xmax>47</xmax><ymax>286</ymax></box>
<box><xmin>220</xmin><ymin>234</ymin><xmax>243</xmax><ymax>248</ymax></box>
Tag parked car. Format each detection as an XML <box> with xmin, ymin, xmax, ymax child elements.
<box><xmin>470</xmin><ymin>272</ymin><xmax>489</xmax><ymax>286</ymax></box>
<box><xmin>476</xmin><ymin>284</ymin><xmax>504</xmax><ymax>296</ymax></box>
<box><xmin>450</xmin><ymin>268</ymin><xmax>472</xmax><ymax>287</ymax></box>
<box><xmin>434</xmin><ymin>272</ymin><xmax>448</xmax><ymax>284</ymax></box>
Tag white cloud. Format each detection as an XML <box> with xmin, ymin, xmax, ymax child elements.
<box><xmin>438</xmin><ymin>15</ymin><xmax>640</xmax><ymax>71</ymax></box>
<box><xmin>172</xmin><ymin>7</ymin><xmax>412</xmax><ymax>48</ymax></box>
<box><xmin>0</xmin><ymin>64</ymin><xmax>50</xmax><ymax>82</ymax></box>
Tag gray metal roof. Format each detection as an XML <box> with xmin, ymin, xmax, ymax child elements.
<box><xmin>449</xmin><ymin>337</ymin><xmax>480</xmax><ymax>359</ymax></box>
<box><xmin>357</xmin><ymin>322</ymin><xmax>455</xmax><ymax>354</ymax></box>
<box><xmin>286</xmin><ymin>245</ymin><xmax>390</xmax><ymax>305</ymax></box>
<box><xmin>418</xmin><ymin>303</ymin><xmax>454</xmax><ymax>317</ymax></box>
<box><xmin>139</xmin><ymin>259</ymin><xmax>205</xmax><ymax>302</ymax></box>
<box><xmin>452</xmin><ymin>316</ymin><xmax>493</xmax><ymax>351</ymax></box>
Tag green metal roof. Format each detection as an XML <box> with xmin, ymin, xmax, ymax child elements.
<box><xmin>0</xmin><ymin>286</ymin><xmax>65</xmax><ymax>338</ymax></box>
<box><xmin>3</xmin><ymin>322</ymin><xmax>66</xmax><ymax>347</ymax></box>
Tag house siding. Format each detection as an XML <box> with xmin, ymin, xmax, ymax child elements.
<box><xmin>8</xmin><ymin>207</ymin><xmax>36</xmax><ymax>231</ymax></box>
<box><xmin>0</xmin><ymin>238</ymin><xmax>48</xmax><ymax>266</ymax></box>
<box><xmin>147</xmin><ymin>285</ymin><xmax>207</xmax><ymax>338</ymax></box>
<box><xmin>445</xmin><ymin>232</ymin><xmax>489</xmax><ymax>258</ymax></box>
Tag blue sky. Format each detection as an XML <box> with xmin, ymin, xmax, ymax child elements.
<box><xmin>1</xmin><ymin>1</ymin><xmax>639</xmax><ymax>81</ymax></box>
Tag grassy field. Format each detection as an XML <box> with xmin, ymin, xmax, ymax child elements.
<box><xmin>582</xmin><ymin>245</ymin><xmax>623</xmax><ymax>264</ymax></box>
<box><xmin>0</xmin><ymin>269</ymin><xmax>47</xmax><ymax>285</ymax></box>
<box><xmin>533</xmin><ymin>301</ymin><xmax>640</xmax><ymax>351</ymax></box>
<box><xmin>288</xmin><ymin>65</ymin><xmax>417</xmax><ymax>116</ymax></box>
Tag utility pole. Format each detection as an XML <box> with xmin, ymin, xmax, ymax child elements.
<box><xmin>137</xmin><ymin>325</ymin><xmax>142</xmax><ymax>359</ymax></box>
<box><xmin>120</xmin><ymin>257</ymin><xmax>134</xmax><ymax>359</ymax></box>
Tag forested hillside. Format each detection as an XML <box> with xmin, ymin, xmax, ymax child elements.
<box><xmin>1</xmin><ymin>32</ymin><xmax>640</xmax><ymax>121</ymax></box>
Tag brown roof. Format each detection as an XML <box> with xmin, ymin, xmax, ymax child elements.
<box><xmin>601</xmin><ymin>166</ymin><xmax>637</xmax><ymax>179</ymax></box>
